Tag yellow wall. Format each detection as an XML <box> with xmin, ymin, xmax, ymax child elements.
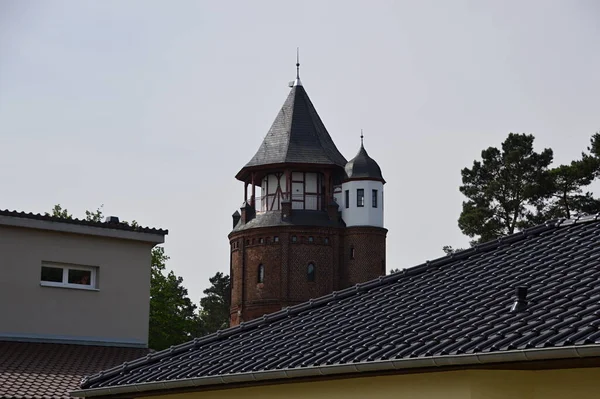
<box><xmin>145</xmin><ymin>367</ymin><xmax>600</xmax><ymax>399</ymax></box>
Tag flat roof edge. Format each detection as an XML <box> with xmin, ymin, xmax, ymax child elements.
<box><xmin>0</xmin><ymin>215</ymin><xmax>166</xmax><ymax>244</ymax></box>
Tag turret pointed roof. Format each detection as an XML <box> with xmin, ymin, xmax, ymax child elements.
<box><xmin>345</xmin><ymin>141</ymin><xmax>385</xmax><ymax>183</ymax></box>
<box><xmin>236</xmin><ymin>82</ymin><xmax>347</xmax><ymax>181</ymax></box>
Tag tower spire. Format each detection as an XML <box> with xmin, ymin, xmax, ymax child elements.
<box><xmin>293</xmin><ymin>47</ymin><xmax>302</xmax><ymax>87</ymax></box>
<box><xmin>296</xmin><ymin>47</ymin><xmax>300</xmax><ymax>79</ymax></box>
<box><xmin>360</xmin><ymin>129</ymin><xmax>364</xmax><ymax>146</ymax></box>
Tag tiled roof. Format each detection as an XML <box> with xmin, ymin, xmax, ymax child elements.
<box><xmin>81</xmin><ymin>215</ymin><xmax>600</xmax><ymax>393</ymax></box>
<box><xmin>236</xmin><ymin>84</ymin><xmax>347</xmax><ymax>180</ymax></box>
<box><xmin>232</xmin><ymin>210</ymin><xmax>344</xmax><ymax>232</ymax></box>
<box><xmin>0</xmin><ymin>342</ymin><xmax>149</xmax><ymax>399</ymax></box>
<box><xmin>345</xmin><ymin>144</ymin><xmax>385</xmax><ymax>183</ymax></box>
<box><xmin>0</xmin><ymin>210</ymin><xmax>168</xmax><ymax>235</ymax></box>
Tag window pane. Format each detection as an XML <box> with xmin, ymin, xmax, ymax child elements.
<box><xmin>258</xmin><ymin>264</ymin><xmax>265</xmax><ymax>283</ymax></box>
<box><xmin>68</xmin><ymin>269</ymin><xmax>92</xmax><ymax>285</ymax></box>
<box><xmin>41</xmin><ymin>266</ymin><xmax>63</xmax><ymax>283</ymax></box>
<box><xmin>357</xmin><ymin>189</ymin><xmax>365</xmax><ymax>207</ymax></box>
<box><xmin>307</xmin><ymin>263</ymin><xmax>316</xmax><ymax>282</ymax></box>
<box><xmin>345</xmin><ymin>190</ymin><xmax>349</xmax><ymax>208</ymax></box>
<box><xmin>372</xmin><ymin>189</ymin><xmax>378</xmax><ymax>208</ymax></box>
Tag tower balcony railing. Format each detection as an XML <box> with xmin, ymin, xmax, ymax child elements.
<box><xmin>255</xmin><ymin>193</ymin><xmax>326</xmax><ymax>212</ymax></box>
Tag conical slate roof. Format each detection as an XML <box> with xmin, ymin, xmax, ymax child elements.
<box><xmin>345</xmin><ymin>143</ymin><xmax>385</xmax><ymax>183</ymax></box>
<box><xmin>237</xmin><ymin>83</ymin><xmax>347</xmax><ymax>179</ymax></box>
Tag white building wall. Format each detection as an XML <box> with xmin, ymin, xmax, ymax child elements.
<box><xmin>340</xmin><ymin>180</ymin><xmax>384</xmax><ymax>227</ymax></box>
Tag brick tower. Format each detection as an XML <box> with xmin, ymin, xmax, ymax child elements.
<box><xmin>229</xmin><ymin>63</ymin><xmax>387</xmax><ymax>326</ymax></box>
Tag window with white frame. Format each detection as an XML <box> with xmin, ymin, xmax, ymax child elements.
<box><xmin>40</xmin><ymin>263</ymin><xmax>98</xmax><ymax>290</ymax></box>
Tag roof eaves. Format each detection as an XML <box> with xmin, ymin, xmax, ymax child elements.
<box><xmin>0</xmin><ymin>209</ymin><xmax>168</xmax><ymax>236</ymax></box>
<box><xmin>71</xmin><ymin>345</ymin><xmax>600</xmax><ymax>398</ymax></box>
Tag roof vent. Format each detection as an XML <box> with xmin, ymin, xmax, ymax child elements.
<box><xmin>105</xmin><ymin>216</ymin><xmax>120</xmax><ymax>224</ymax></box>
<box><xmin>510</xmin><ymin>286</ymin><xmax>528</xmax><ymax>313</ymax></box>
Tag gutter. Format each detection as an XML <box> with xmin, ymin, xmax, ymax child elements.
<box><xmin>70</xmin><ymin>345</ymin><xmax>600</xmax><ymax>397</ymax></box>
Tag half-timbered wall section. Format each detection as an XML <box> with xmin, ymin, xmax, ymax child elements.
<box><xmin>260</xmin><ymin>172</ymin><xmax>325</xmax><ymax>211</ymax></box>
<box><xmin>261</xmin><ymin>173</ymin><xmax>287</xmax><ymax>211</ymax></box>
<box><xmin>291</xmin><ymin>172</ymin><xmax>323</xmax><ymax>211</ymax></box>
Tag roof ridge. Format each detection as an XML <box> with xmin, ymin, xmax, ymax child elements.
<box><xmin>80</xmin><ymin>214</ymin><xmax>600</xmax><ymax>389</ymax></box>
<box><xmin>0</xmin><ymin>209</ymin><xmax>168</xmax><ymax>235</ymax></box>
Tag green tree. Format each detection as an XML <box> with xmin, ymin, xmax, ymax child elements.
<box><xmin>537</xmin><ymin>158</ymin><xmax>600</xmax><ymax>220</ymax></box>
<box><xmin>149</xmin><ymin>246</ymin><xmax>199</xmax><ymax>350</ymax></box>
<box><xmin>535</xmin><ymin>133</ymin><xmax>600</xmax><ymax>220</ymax></box>
<box><xmin>442</xmin><ymin>245</ymin><xmax>464</xmax><ymax>255</ymax></box>
<box><xmin>458</xmin><ymin>133</ymin><xmax>554</xmax><ymax>243</ymax></box>
<box><xmin>197</xmin><ymin>272</ymin><xmax>230</xmax><ymax>335</ymax></box>
<box><xmin>46</xmin><ymin>204</ymin><xmax>72</xmax><ymax>219</ymax></box>
<box><xmin>85</xmin><ymin>205</ymin><xmax>104</xmax><ymax>222</ymax></box>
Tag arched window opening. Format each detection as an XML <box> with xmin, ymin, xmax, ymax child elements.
<box><xmin>307</xmin><ymin>263</ymin><xmax>316</xmax><ymax>282</ymax></box>
<box><xmin>258</xmin><ymin>264</ymin><xmax>265</xmax><ymax>283</ymax></box>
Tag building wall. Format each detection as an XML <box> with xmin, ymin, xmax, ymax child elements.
<box><xmin>137</xmin><ymin>367</ymin><xmax>600</xmax><ymax>399</ymax></box>
<box><xmin>0</xmin><ymin>225</ymin><xmax>154</xmax><ymax>346</ymax></box>
<box><xmin>343</xmin><ymin>226</ymin><xmax>387</xmax><ymax>287</ymax></box>
<box><xmin>340</xmin><ymin>180</ymin><xmax>384</xmax><ymax>227</ymax></box>
<box><xmin>229</xmin><ymin>226</ymin><xmax>342</xmax><ymax>326</ymax></box>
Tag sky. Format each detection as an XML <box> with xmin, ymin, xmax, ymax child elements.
<box><xmin>1</xmin><ymin>0</ymin><xmax>599</xmax><ymax>302</ymax></box>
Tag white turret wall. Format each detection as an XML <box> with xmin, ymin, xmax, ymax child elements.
<box><xmin>340</xmin><ymin>180</ymin><xmax>384</xmax><ymax>227</ymax></box>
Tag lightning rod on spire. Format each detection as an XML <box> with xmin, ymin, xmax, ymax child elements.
<box><xmin>292</xmin><ymin>47</ymin><xmax>303</xmax><ymax>87</ymax></box>
<box><xmin>296</xmin><ymin>47</ymin><xmax>300</xmax><ymax>79</ymax></box>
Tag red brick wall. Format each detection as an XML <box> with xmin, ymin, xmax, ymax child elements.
<box><xmin>343</xmin><ymin>227</ymin><xmax>387</xmax><ymax>287</ymax></box>
<box><xmin>229</xmin><ymin>225</ymin><xmax>387</xmax><ymax>326</ymax></box>
<box><xmin>287</xmin><ymin>234</ymin><xmax>337</xmax><ymax>302</ymax></box>
<box><xmin>229</xmin><ymin>226</ymin><xmax>343</xmax><ymax>326</ymax></box>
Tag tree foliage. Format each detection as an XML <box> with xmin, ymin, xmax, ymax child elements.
<box><xmin>458</xmin><ymin>133</ymin><xmax>554</xmax><ymax>243</ymax></box>
<box><xmin>46</xmin><ymin>204</ymin><xmax>72</xmax><ymax>219</ymax></box>
<box><xmin>149</xmin><ymin>246</ymin><xmax>199</xmax><ymax>350</ymax></box>
<box><xmin>442</xmin><ymin>246</ymin><xmax>464</xmax><ymax>255</ymax></box>
<box><xmin>197</xmin><ymin>272</ymin><xmax>231</xmax><ymax>335</ymax></box>
<box><xmin>536</xmin><ymin>134</ymin><xmax>600</xmax><ymax>220</ymax></box>
<box><xmin>85</xmin><ymin>205</ymin><xmax>105</xmax><ymax>222</ymax></box>
<box><xmin>458</xmin><ymin>132</ymin><xmax>600</xmax><ymax>244</ymax></box>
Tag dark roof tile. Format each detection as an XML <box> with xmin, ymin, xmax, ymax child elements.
<box><xmin>82</xmin><ymin>216</ymin><xmax>600</xmax><ymax>390</ymax></box>
<box><xmin>237</xmin><ymin>85</ymin><xmax>347</xmax><ymax>180</ymax></box>
<box><xmin>232</xmin><ymin>209</ymin><xmax>344</xmax><ymax>232</ymax></box>
<box><xmin>344</xmin><ymin>144</ymin><xmax>385</xmax><ymax>182</ymax></box>
<box><xmin>0</xmin><ymin>209</ymin><xmax>167</xmax><ymax>235</ymax></box>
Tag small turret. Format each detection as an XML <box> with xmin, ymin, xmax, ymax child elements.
<box><xmin>340</xmin><ymin>134</ymin><xmax>385</xmax><ymax>228</ymax></box>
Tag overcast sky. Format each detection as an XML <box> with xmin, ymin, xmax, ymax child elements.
<box><xmin>1</xmin><ymin>0</ymin><xmax>599</xmax><ymax>302</ymax></box>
